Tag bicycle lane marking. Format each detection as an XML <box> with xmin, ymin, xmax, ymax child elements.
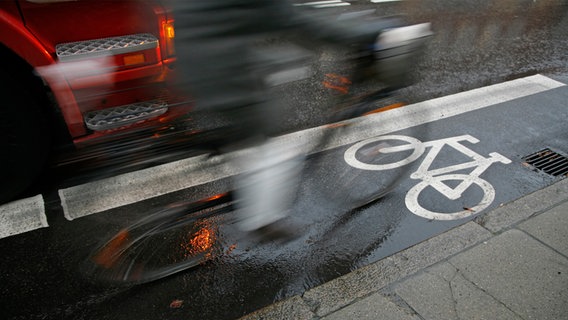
<box><xmin>57</xmin><ymin>74</ymin><xmax>565</xmax><ymax>221</ymax></box>
<box><xmin>405</xmin><ymin>174</ymin><xmax>497</xmax><ymax>220</ymax></box>
<box><xmin>408</xmin><ymin>136</ymin><xmax>511</xmax><ymax>220</ymax></box>
<box><xmin>343</xmin><ymin>134</ymin><xmax>513</xmax><ymax>220</ymax></box>
<box><xmin>0</xmin><ymin>195</ymin><xmax>47</xmax><ymax>239</ymax></box>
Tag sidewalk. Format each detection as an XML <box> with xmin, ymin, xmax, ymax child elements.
<box><xmin>240</xmin><ymin>178</ymin><xmax>568</xmax><ymax>320</ymax></box>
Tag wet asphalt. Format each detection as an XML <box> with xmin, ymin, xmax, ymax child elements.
<box><xmin>1</xmin><ymin>0</ymin><xmax>567</xmax><ymax>319</ymax></box>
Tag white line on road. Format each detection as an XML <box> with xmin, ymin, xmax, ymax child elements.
<box><xmin>58</xmin><ymin>74</ymin><xmax>566</xmax><ymax>220</ymax></box>
<box><xmin>0</xmin><ymin>195</ymin><xmax>47</xmax><ymax>239</ymax></box>
<box><xmin>294</xmin><ymin>1</ymin><xmax>350</xmax><ymax>8</ymax></box>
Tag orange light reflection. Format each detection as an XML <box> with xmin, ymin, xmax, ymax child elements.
<box><xmin>180</xmin><ymin>220</ymin><xmax>217</xmax><ymax>258</ymax></box>
<box><xmin>323</xmin><ymin>73</ymin><xmax>352</xmax><ymax>94</ymax></box>
<box><xmin>92</xmin><ymin>229</ymin><xmax>130</xmax><ymax>269</ymax></box>
<box><xmin>206</xmin><ymin>193</ymin><xmax>226</xmax><ymax>201</ymax></box>
<box><xmin>363</xmin><ymin>102</ymin><xmax>405</xmax><ymax>115</ymax></box>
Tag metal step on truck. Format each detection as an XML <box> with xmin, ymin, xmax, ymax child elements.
<box><xmin>0</xmin><ymin>0</ymin><xmax>193</xmax><ymax>204</ymax></box>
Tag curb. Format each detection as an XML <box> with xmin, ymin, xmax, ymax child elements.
<box><xmin>240</xmin><ymin>178</ymin><xmax>568</xmax><ymax>319</ymax></box>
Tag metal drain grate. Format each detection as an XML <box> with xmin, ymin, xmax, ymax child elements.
<box><xmin>522</xmin><ymin>148</ymin><xmax>568</xmax><ymax>177</ymax></box>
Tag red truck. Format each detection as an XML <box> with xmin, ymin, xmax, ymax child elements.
<box><xmin>1</xmin><ymin>0</ymin><xmax>186</xmax><ymax>203</ymax></box>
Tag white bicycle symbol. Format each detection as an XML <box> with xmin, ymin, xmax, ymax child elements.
<box><xmin>344</xmin><ymin>134</ymin><xmax>512</xmax><ymax>220</ymax></box>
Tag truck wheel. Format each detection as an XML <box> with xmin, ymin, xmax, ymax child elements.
<box><xmin>0</xmin><ymin>68</ymin><xmax>51</xmax><ymax>204</ymax></box>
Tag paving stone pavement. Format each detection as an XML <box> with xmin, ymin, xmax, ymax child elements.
<box><xmin>240</xmin><ymin>178</ymin><xmax>568</xmax><ymax>320</ymax></box>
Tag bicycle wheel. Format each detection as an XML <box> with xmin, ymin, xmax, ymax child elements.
<box><xmin>405</xmin><ymin>174</ymin><xmax>495</xmax><ymax>220</ymax></box>
<box><xmin>344</xmin><ymin>135</ymin><xmax>424</xmax><ymax>171</ymax></box>
<box><xmin>84</xmin><ymin>193</ymin><xmax>233</xmax><ymax>285</ymax></box>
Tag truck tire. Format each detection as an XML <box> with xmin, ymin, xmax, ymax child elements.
<box><xmin>0</xmin><ymin>67</ymin><xmax>51</xmax><ymax>204</ymax></box>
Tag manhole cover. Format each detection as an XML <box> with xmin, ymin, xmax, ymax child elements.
<box><xmin>522</xmin><ymin>148</ymin><xmax>568</xmax><ymax>177</ymax></box>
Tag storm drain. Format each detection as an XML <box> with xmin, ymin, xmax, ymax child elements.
<box><xmin>522</xmin><ymin>148</ymin><xmax>568</xmax><ymax>177</ymax></box>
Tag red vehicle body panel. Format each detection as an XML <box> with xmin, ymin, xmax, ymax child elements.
<box><xmin>1</xmin><ymin>0</ymin><xmax>186</xmax><ymax>144</ymax></box>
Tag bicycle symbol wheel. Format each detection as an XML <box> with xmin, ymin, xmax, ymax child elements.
<box><xmin>344</xmin><ymin>135</ymin><xmax>424</xmax><ymax>170</ymax></box>
<box><xmin>405</xmin><ymin>174</ymin><xmax>495</xmax><ymax>220</ymax></box>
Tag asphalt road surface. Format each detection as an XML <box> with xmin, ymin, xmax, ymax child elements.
<box><xmin>1</xmin><ymin>1</ymin><xmax>567</xmax><ymax>319</ymax></box>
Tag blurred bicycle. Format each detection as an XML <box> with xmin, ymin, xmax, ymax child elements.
<box><xmin>83</xmin><ymin>9</ymin><xmax>432</xmax><ymax>285</ymax></box>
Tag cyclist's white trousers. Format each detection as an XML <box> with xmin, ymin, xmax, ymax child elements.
<box><xmin>235</xmin><ymin>138</ymin><xmax>304</xmax><ymax>231</ymax></box>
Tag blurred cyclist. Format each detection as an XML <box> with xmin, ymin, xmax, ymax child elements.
<box><xmin>171</xmin><ymin>0</ymin><xmax>405</xmax><ymax>238</ymax></box>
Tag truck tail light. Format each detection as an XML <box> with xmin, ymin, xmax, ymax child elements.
<box><xmin>162</xmin><ymin>21</ymin><xmax>175</xmax><ymax>57</ymax></box>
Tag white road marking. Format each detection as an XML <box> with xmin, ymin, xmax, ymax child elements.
<box><xmin>58</xmin><ymin>74</ymin><xmax>565</xmax><ymax>220</ymax></box>
<box><xmin>344</xmin><ymin>134</ymin><xmax>512</xmax><ymax>219</ymax></box>
<box><xmin>406</xmin><ymin>174</ymin><xmax>496</xmax><ymax>220</ymax></box>
<box><xmin>0</xmin><ymin>195</ymin><xmax>47</xmax><ymax>239</ymax></box>
<box><xmin>295</xmin><ymin>0</ymin><xmax>350</xmax><ymax>8</ymax></box>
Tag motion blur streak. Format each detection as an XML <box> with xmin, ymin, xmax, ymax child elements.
<box><xmin>92</xmin><ymin>229</ymin><xmax>130</xmax><ymax>269</ymax></box>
